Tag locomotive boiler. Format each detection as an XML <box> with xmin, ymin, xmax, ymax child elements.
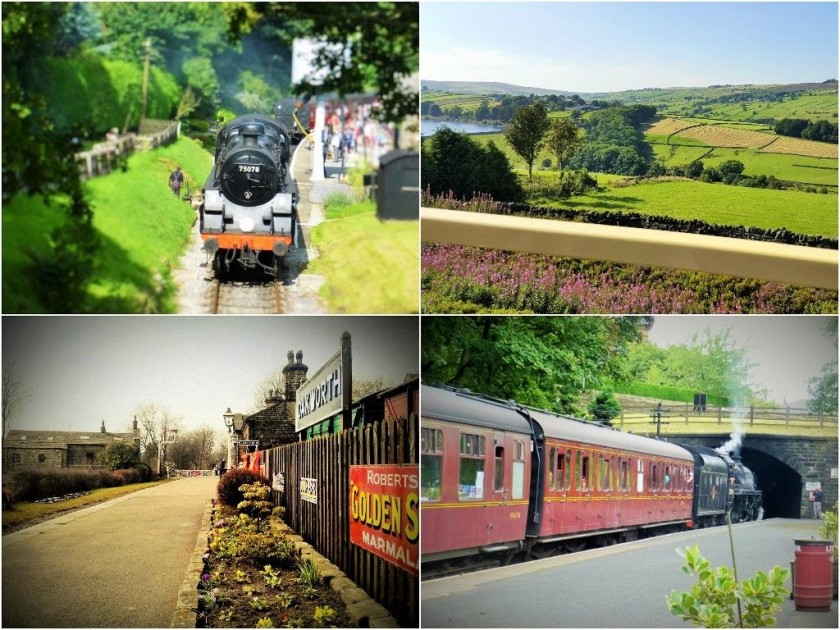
<box><xmin>200</xmin><ymin>114</ymin><xmax>297</xmax><ymax>277</ymax></box>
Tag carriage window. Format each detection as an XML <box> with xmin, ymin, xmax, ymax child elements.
<box><xmin>565</xmin><ymin>450</ymin><xmax>572</xmax><ymax>490</ymax></box>
<box><xmin>548</xmin><ymin>447</ymin><xmax>556</xmax><ymax>490</ymax></box>
<box><xmin>621</xmin><ymin>459</ymin><xmax>629</xmax><ymax>491</ymax></box>
<box><xmin>557</xmin><ymin>449</ymin><xmax>566</xmax><ymax>490</ymax></box>
<box><xmin>421</xmin><ymin>427</ymin><xmax>443</xmax><ymax>501</ymax></box>
<box><xmin>651</xmin><ymin>463</ymin><xmax>658</xmax><ymax>491</ymax></box>
<box><xmin>459</xmin><ymin>432</ymin><xmax>485</xmax><ymax>500</ymax></box>
<box><xmin>494</xmin><ymin>445</ymin><xmax>504</xmax><ymax>492</ymax></box>
<box><xmin>599</xmin><ymin>454</ymin><xmax>610</xmax><ymax>491</ymax></box>
<box><xmin>581</xmin><ymin>454</ymin><xmax>591</xmax><ymax>490</ymax></box>
<box><xmin>664</xmin><ymin>465</ymin><xmax>672</xmax><ymax>490</ymax></box>
<box><xmin>512</xmin><ymin>439</ymin><xmax>526</xmax><ymax>500</ymax></box>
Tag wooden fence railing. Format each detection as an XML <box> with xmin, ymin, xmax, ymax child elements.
<box><xmin>421</xmin><ymin>207</ymin><xmax>838</xmax><ymax>290</ymax></box>
<box><xmin>76</xmin><ymin>134</ymin><xmax>136</xmax><ymax>180</ymax></box>
<box><xmin>616</xmin><ymin>402</ymin><xmax>838</xmax><ymax>430</ymax></box>
<box><xmin>74</xmin><ymin>120</ymin><xmax>180</xmax><ymax>180</ymax></box>
<box><xmin>260</xmin><ymin>415</ymin><xmax>418</xmax><ymax>627</ymax></box>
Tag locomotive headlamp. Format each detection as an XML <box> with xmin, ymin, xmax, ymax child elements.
<box><xmin>239</xmin><ymin>216</ymin><xmax>255</xmax><ymax>232</ymax></box>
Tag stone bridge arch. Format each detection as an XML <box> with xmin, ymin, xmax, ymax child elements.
<box><xmin>664</xmin><ymin>434</ymin><xmax>837</xmax><ymax>519</ymax></box>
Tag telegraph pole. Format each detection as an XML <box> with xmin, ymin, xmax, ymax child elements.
<box><xmin>141</xmin><ymin>38</ymin><xmax>152</xmax><ymax>123</ymax></box>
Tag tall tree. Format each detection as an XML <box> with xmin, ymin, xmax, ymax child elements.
<box><xmin>3</xmin><ymin>2</ymin><xmax>99</xmax><ymax>311</ymax></box>
<box><xmin>545</xmin><ymin>117</ymin><xmax>582</xmax><ymax>178</ymax></box>
<box><xmin>422</xmin><ymin>316</ymin><xmax>642</xmax><ymax>414</ymax></box>
<box><xmin>504</xmin><ymin>102</ymin><xmax>550</xmax><ymax>180</ymax></box>
<box><xmin>223</xmin><ymin>2</ymin><xmax>418</xmax><ymax>123</ymax></box>
<box><xmin>807</xmin><ymin>320</ymin><xmax>837</xmax><ymax>415</ymax></box>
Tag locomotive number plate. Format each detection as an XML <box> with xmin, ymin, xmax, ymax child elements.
<box><xmin>238</xmin><ymin>165</ymin><xmax>261</xmax><ymax>173</ymax></box>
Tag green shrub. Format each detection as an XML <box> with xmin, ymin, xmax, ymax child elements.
<box><xmin>667</xmin><ymin>545</ymin><xmax>789</xmax><ymax>627</ymax></box>
<box><xmin>217</xmin><ymin>468</ymin><xmax>269</xmax><ymax>508</ymax></box>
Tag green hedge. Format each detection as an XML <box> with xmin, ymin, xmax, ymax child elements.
<box><xmin>614</xmin><ymin>382</ymin><xmax>730</xmax><ymax>407</ymax></box>
<box><xmin>39</xmin><ymin>55</ymin><xmax>180</xmax><ymax>136</ymax></box>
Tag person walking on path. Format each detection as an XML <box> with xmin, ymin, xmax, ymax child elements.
<box><xmin>169</xmin><ymin>166</ymin><xmax>184</xmax><ymax>197</ymax></box>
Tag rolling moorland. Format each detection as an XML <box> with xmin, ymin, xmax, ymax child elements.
<box><xmin>421</xmin><ymin>80</ymin><xmax>838</xmax><ymax>314</ymax></box>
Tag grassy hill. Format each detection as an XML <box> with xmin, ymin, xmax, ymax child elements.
<box><xmin>3</xmin><ymin>137</ymin><xmax>211</xmax><ymax>313</ymax></box>
<box><xmin>422</xmin><ymin>80</ymin><xmax>583</xmax><ymax>97</ymax></box>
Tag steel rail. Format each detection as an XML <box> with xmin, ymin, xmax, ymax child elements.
<box><xmin>421</xmin><ymin>207</ymin><xmax>838</xmax><ymax>291</ymax></box>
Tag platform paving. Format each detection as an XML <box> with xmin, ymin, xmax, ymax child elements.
<box><xmin>422</xmin><ymin>518</ymin><xmax>837</xmax><ymax>628</ymax></box>
<box><xmin>2</xmin><ymin>476</ymin><xmax>217</xmax><ymax>628</ymax></box>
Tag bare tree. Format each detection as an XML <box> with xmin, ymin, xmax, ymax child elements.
<box><xmin>249</xmin><ymin>370</ymin><xmax>285</xmax><ymax>413</ymax></box>
<box><xmin>131</xmin><ymin>402</ymin><xmax>183</xmax><ymax>467</ymax></box>
<box><xmin>2</xmin><ymin>363</ymin><xmax>31</xmax><ymax>441</ymax></box>
<box><xmin>353</xmin><ymin>376</ymin><xmax>399</xmax><ymax>401</ymax></box>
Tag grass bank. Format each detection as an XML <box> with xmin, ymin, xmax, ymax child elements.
<box><xmin>2</xmin><ymin>479</ymin><xmax>173</xmax><ymax>533</ymax></box>
<box><xmin>308</xmin><ymin>198</ymin><xmax>419</xmax><ymax>313</ymax></box>
<box><xmin>2</xmin><ymin>136</ymin><xmax>212</xmax><ymax>313</ymax></box>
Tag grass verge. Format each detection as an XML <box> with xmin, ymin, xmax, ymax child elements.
<box><xmin>308</xmin><ymin>198</ymin><xmax>419</xmax><ymax>313</ymax></box>
<box><xmin>2</xmin><ymin>137</ymin><xmax>211</xmax><ymax>313</ymax></box>
<box><xmin>2</xmin><ymin>479</ymin><xmax>173</xmax><ymax>533</ymax></box>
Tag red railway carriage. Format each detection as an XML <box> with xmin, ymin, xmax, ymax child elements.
<box><xmin>523</xmin><ymin>406</ymin><xmax>694</xmax><ymax>553</ymax></box>
<box><xmin>421</xmin><ymin>385</ymin><xmax>534</xmax><ymax>563</ymax></box>
<box><xmin>420</xmin><ymin>385</ymin><xmax>695</xmax><ymax>571</ymax></box>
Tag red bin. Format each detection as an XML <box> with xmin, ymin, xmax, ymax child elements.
<box><xmin>793</xmin><ymin>538</ymin><xmax>834</xmax><ymax>612</ymax></box>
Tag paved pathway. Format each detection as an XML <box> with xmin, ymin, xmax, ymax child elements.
<box><xmin>422</xmin><ymin>518</ymin><xmax>836</xmax><ymax>628</ymax></box>
<box><xmin>2</xmin><ymin>476</ymin><xmax>216</xmax><ymax>628</ymax></box>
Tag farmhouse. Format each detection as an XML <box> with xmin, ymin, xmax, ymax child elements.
<box><xmin>3</xmin><ymin>420</ymin><xmax>141</xmax><ymax>472</ymax></box>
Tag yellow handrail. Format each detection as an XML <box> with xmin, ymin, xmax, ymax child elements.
<box><xmin>421</xmin><ymin>207</ymin><xmax>838</xmax><ymax>291</ymax></box>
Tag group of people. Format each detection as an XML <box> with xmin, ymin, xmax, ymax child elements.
<box><xmin>213</xmin><ymin>460</ymin><xmax>227</xmax><ymax>477</ymax></box>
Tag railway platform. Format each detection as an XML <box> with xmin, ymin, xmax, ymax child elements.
<box><xmin>421</xmin><ymin>518</ymin><xmax>836</xmax><ymax>628</ymax></box>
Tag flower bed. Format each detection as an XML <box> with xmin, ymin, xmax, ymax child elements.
<box><xmin>199</xmin><ymin>483</ymin><xmax>355</xmax><ymax>628</ymax></box>
<box><xmin>422</xmin><ymin>244</ymin><xmax>838</xmax><ymax>314</ymax></box>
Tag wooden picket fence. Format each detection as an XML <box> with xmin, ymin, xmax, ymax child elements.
<box><xmin>260</xmin><ymin>415</ymin><xmax>418</xmax><ymax>627</ymax></box>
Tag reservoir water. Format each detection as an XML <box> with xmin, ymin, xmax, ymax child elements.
<box><xmin>421</xmin><ymin>120</ymin><xmax>505</xmax><ymax>136</ymax></box>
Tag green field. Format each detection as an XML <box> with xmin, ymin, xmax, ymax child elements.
<box><xmin>650</xmin><ymin>144</ymin><xmax>838</xmax><ymax>186</ymax></box>
<box><xmin>535</xmin><ymin>177</ymin><xmax>837</xmax><ymax>237</ymax></box>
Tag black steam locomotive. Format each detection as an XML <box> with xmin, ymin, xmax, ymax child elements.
<box><xmin>200</xmin><ymin>114</ymin><xmax>298</xmax><ymax>277</ymax></box>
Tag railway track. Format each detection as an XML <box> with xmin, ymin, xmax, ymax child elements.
<box><xmin>207</xmin><ymin>277</ymin><xmax>285</xmax><ymax>314</ymax></box>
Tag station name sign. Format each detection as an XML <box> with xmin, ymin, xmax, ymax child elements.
<box><xmin>296</xmin><ymin>337</ymin><xmax>351</xmax><ymax>432</ymax></box>
<box><xmin>349</xmin><ymin>464</ymin><xmax>419</xmax><ymax>575</ymax></box>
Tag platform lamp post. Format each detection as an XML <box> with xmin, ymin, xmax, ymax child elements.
<box><xmin>223</xmin><ymin>408</ymin><xmax>244</xmax><ymax>467</ymax></box>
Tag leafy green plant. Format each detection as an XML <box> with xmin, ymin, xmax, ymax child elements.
<box><xmin>296</xmin><ymin>557</ymin><xmax>321</xmax><ymax>597</ymax></box>
<box><xmin>262</xmin><ymin>564</ymin><xmax>283</xmax><ymax>589</ymax></box>
<box><xmin>217</xmin><ymin>468</ymin><xmax>268</xmax><ymax>508</ymax></box>
<box><xmin>313</xmin><ymin>605</ymin><xmax>336</xmax><ymax>626</ymax></box>
<box><xmin>255</xmin><ymin>617</ymin><xmax>274</xmax><ymax>628</ymax></box>
<box><xmin>234</xmin><ymin>569</ymin><xmax>251</xmax><ymax>584</ymax></box>
<box><xmin>249</xmin><ymin>595</ymin><xmax>271</xmax><ymax>611</ymax></box>
<box><xmin>818</xmin><ymin>504</ymin><xmax>838</xmax><ymax>559</ymax></box>
<box><xmin>276</xmin><ymin>592</ymin><xmax>296</xmax><ymax>609</ymax></box>
<box><xmin>666</xmin><ymin>544</ymin><xmax>789</xmax><ymax>627</ymax></box>
<box><xmin>237</xmin><ymin>481</ymin><xmax>275</xmax><ymax>529</ymax></box>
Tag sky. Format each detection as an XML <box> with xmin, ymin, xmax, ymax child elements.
<box><xmin>3</xmin><ymin>316</ymin><xmax>419</xmax><ymax>436</ymax></box>
<box><xmin>647</xmin><ymin>315</ymin><xmax>837</xmax><ymax>405</ymax></box>
<box><xmin>421</xmin><ymin>2</ymin><xmax>839</xmax><ymax>93</ymax></box>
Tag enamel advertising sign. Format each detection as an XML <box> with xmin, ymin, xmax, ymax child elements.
<box><xmin>349</xmin><ymin>464</ymin><xmax>419</xmax><ymax>575</ymax></box>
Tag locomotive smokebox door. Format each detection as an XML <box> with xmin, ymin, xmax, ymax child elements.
<box><xmin>374</xmin><ymin>150</ymin><xmax>419</xmax><ymax>220</ymax></box>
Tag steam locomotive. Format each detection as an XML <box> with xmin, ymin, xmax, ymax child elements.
<box><xmin>200</xmin><ymin>114</ymin><xmax>298</xmax><ymax>277</ymax></box>
<box><xmin>421</xmin><ymin>384</ymin><xmax>763</xmax><ymax>577</ymax></box>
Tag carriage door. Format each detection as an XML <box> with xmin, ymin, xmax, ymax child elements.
<box><xmin>486</xmin><ymin>431</ymin><xmax>521</xmax><ymax>545</ymax></box>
